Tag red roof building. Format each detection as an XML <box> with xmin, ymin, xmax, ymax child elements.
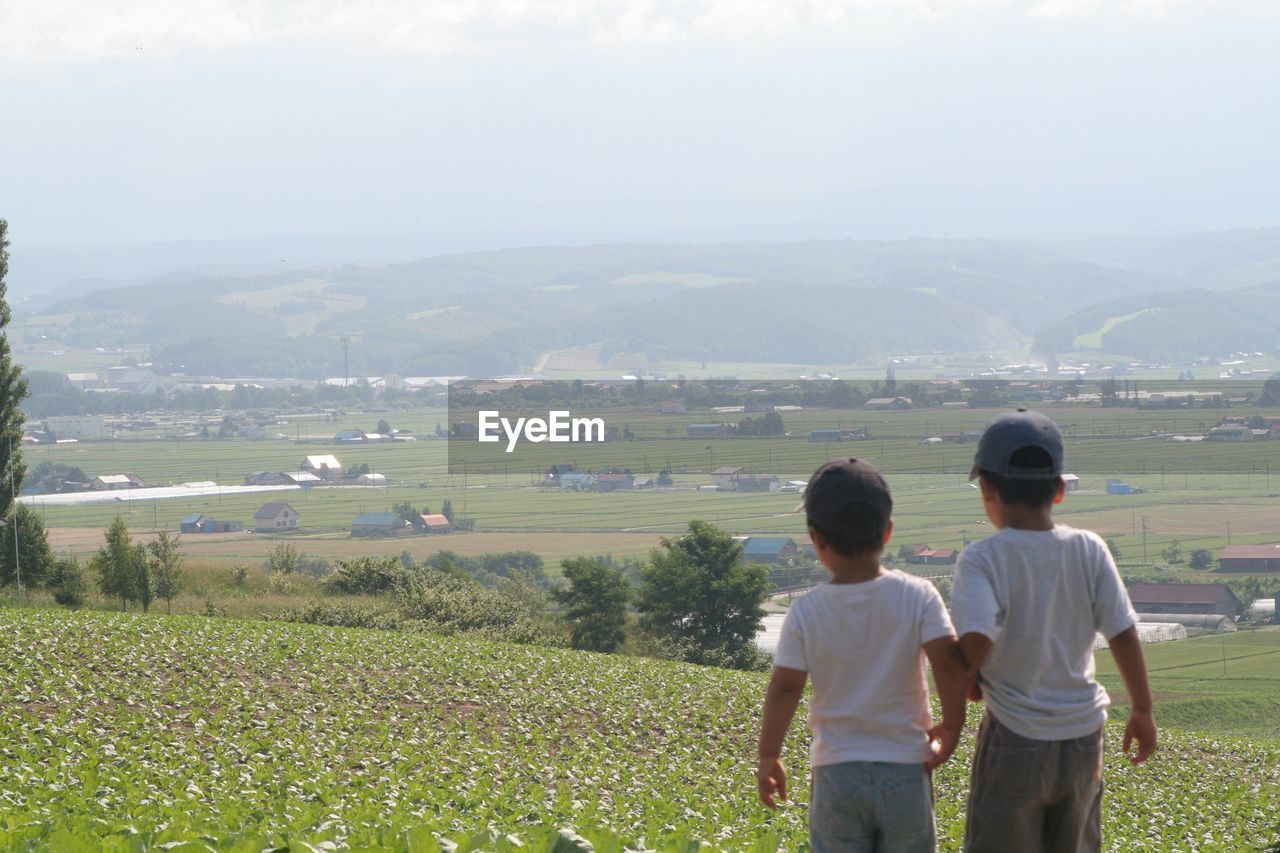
<box><xmin>1218</xmin><ymin>544</ymin><xmax>1280</xmax><ymax>573</ymax></box>
<box><xmin>1127</xmin><ymin>582</ymin><xmax>1241</xmax><ymax>618</ymax></box>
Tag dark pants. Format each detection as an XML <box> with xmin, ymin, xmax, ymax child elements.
<box><xmin>965</xmin><ymin>711</ymin><xmax>1104</xmax><ymax>853</ymax></box>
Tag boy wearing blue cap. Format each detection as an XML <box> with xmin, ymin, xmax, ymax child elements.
<box><xmin>953</xmin><ymin>409</ymin><xmax>1157</xmax><ymax>852</ymax></box>
<box><xmin>756</xmin><ymin>458</ymin><xmax>968</xmax><ymax>853</ymax></box>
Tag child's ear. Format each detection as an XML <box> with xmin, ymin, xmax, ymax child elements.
<box><xmin>882</xmin><ymin>519</ymin><xmax>894</xmax><ymax>547</ymax></box>
<box><xmin>1052</xmin><ymin>477</ymin><xmax>1067</xmax><ymax>505</ymax></box>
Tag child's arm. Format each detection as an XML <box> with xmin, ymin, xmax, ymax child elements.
<box><xmin>958</xmin><ymin>632</ymin><xmax>994</xmax><ymax>701</ymax></box>
<box><xmin>756</xmin><ymin>665</ymin><xmax>807</xmax><ymax>809</ymax></box>
<box><xmin>922</xmin><ymin>636</ymin><xmax>967</xmax><ymax>769</ymax></box>
<box><xmin>1106</xmin><ymin>626</ymin><xmax>1157</xmax><ymax>764</ymax></box>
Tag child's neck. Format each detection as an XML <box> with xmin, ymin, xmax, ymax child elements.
<box><xmin>826</xmin><ymin>554</ymin><xmax>886</xmax><ymax>584</ymax></box>
<box><xmin>993</xmin><ymin>505</ymin><xmax>1055</xmax><ymax>532</ymax></box>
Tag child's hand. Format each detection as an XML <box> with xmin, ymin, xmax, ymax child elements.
<box><xmin>756</xmin><ymin>756</ymin><xmax>788</xmax><ymax>809</ymax></box>
<box><xmin>925</xmin><ymin>723</ymin><xmax>962</xmax><ymax>770</ymax></box>
<box><xmin>1122</xmin><ymin>709</ymin><xmax>1157</xmax><ymax>765</ymax></box>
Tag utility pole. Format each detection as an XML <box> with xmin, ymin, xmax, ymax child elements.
<box><xmin>1141</xmin><ymin>515</ymin><xmax>1149</xmax><ymax>566</ymax></box>
<box><xmin>341</xmin><ymin>334</ymin><xmax>351</xmax><ymax>389</ymax></box>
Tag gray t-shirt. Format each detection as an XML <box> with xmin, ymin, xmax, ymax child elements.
<box><xmin>951</xmin><ymin>525</ymin><xmax>1137</xmax><ymax>741</ymax></box>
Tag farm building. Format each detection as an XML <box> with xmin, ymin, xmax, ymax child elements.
<box><xmin>301</xmin><ymin>455</ymin><xmax>342</xmax><ymax>477</ymax></box>
<box><xmin>1207</xmin><ymin>425</ymin><xmax>1252</xmax><ymax>442</ymax></box>
<box><xmin>351</xmin><ymin>512</ymin><xmax>411</xmax><ymax>537</ymax></box>
<box><xmin>1092</xmin><ymin>622</ymin><xmax>1187</xmax><ymax>649</ymax></box>
<box><xmin>44</xmin><ymin>415</ymin><xmax>108</xmax><ymax>439</ymax></box>
<box><xmin>559</xmin><ymin>471</ymin><xmax>596</xmax><ymax>491</ymax></box>
<box><xmin>633</xmin><ymin>475</ymin><xmax>656</xmax><ymax>489</ymax></box>
<box><xmin>741</xmin><ymin>536</ymin><xmax>798</xmax><ymax>564</ymax></box>
<box><xmin>64</xmin><ymin>372</ymin><xmax>102</xmax><ymax>391</ymax></box>
<box><xmin>245</xmin><ymin>471</ymin><xmax>323</xmax><ymax>487</ymax></box>
<box><xmin>686</xmin><ymin>423</ymin><xmax>730</xmax><ymax>438</ymax></box>
<box><xmin>419</xmin><ymin>513</ymin><xmax>452</xmax><ymax>534</ymax></box>
<box><xmin>1217</xmin><ymin>544</ymin><xmax>1280</xmax><ymax>573</ymax></box>
<box><xmin>334</xmin><ymin>429</ymin><xmax>367</xmax><ymax>443</ymax></box>
<box><xmin>356</xmin><ymin>472</ymin><xmax>388</xmax><ymax>485</ymax></box>
<box><xmin>736</xmin><ymin>474</ymin><xmax>780</xmax><ymax>493</ymax></box>
<box><xmin>809</xmin><ymin>429</ymin><xmax>843</xmax><ymax>442</ymax></box>
<box><xmin>92</xmin><ymin>474</ymin><xmax>145</xmax><ymax>490</ymax></box>
<box><xmin>1127</xmin><ymin>582</ymin><xmax>1242</xmax><ymax>619</ymax></box>
<box><xmin>179</xmin><ymin>514</ymin><xmax>243</xmax><ymax>534</ymax></box>
<box><xmin>1135</xmin><ymin>613</ymin><xmax>1236</xmax><ymax>635</ymax></box>
<box><xmin>903</xmin><ymin>544</ymin><xmax>958</xmax><ymax>566</ymax></box>
<box><xmin>655</xmin><ymin>400</ymin><xmax>686</xmax><ymax>414</ymax></box>
<box><xmin>596</xmin><ymin>472</ymin><xmax>634</xmax><ymax>491</ymax></box>
<box><xmin>1106</xmin><ymin>479</ymin><xmax>1131</xmax><ymax>495</ymax></box>
<box><xmin>254</xmin><ymin>502</ymin><xmax>299</xmax><ymax>533</ymax></box>
<box><xmin>800</xmin><ymin>536</ymin><xmax>816</xmax><ymax>558</ymax></box>
<box><xmin>1062</xmin><ymin>474</ymin><xmax>1080</xmax><ymax>492</ymax></box>
<box><xmin>863</xmin><ymin>397</ymin><xmax>913</xmax><ymax>410</ymax></box>
<box><xmin>711</xmin><ymin>467</ymin><xmax>745</xmax><ymax>490</ymax></box>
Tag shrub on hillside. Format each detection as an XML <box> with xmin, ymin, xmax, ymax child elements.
<box><xmin>49</xmin><ymin>557</ymin><xmax>88</xmax><ymax>608</ymax></box>
<box><xmin>324</xmin><ymin>557</ymin><xmax>408</xmax><ymax>595</ymax></box>
<box><xmin>395</xmin><ymin>570</ymin><xmax>536</xmax><ymax>635</ymax></box>
<box><xmin>278</xmin><ymin>601</ymin><xmax>403</xmax><ymax>630</ymax></box>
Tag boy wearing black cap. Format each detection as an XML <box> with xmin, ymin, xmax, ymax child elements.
<box><xmin>953</xmin><ymin>409</ymin><xmax>1157</xmax><ymax>852</ymax></box>
<box><xmin>756</xmin><ymin>458</ymin><xmax>968</xmax><ymax>853</ymax></box>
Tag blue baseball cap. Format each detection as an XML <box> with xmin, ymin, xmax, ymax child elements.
<box><xmin>969</xmin><ymin>408</ymin><xmax>1065</xmax><ymax>481</ymax></box>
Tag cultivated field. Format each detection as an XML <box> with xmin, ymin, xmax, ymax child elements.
<box><xmin>1</xmin><ymin>608</ymin><xmax>1276</xmax><ymax>851</ymax></box>
<box><xmin>24</xmin><ymin>402</ymin><xmax>1280</xmax><ymax>573</ymax></box>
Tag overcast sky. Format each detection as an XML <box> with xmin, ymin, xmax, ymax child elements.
<box><xmin>3</xmin><ymin>0</ymin><xmax>1279</xmax><ymax>251</ymax></box>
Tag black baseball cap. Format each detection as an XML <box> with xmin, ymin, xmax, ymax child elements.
<box><xmin>969</xmin><ymin>408</ymin><xmax>1065</xmax><ymax>481</ymax></box>
<box><xmin>803</xmin><ymin>458</ymin><xmax>893</xmax><ymax>531</ymax></box>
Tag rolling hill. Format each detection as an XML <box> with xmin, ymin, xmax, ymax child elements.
<box><xmin>19</xmin><ymin>230</ymin><xmax>1280</xmax><ymax>377</ymax></box>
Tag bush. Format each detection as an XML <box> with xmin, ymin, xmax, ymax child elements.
<box><xmin>636</xmin><ymin>632</ymin><xmax>772</xmax><ymax>672</ymax></box>
<box><xmin>324</xmin><ymin>557</ymin><xmax>408</xmax><ymax>595</ymax></box>
<box><xmin>278</xmin><ymin>601</ymin><xmax>403</xmax><ymax>630</ymax></box>
<box><xmin>49</xmin><ymin>557</ymin><xmax>88</xmax><ymax>608</ymax></box>
<box><xmin>1189</xmin><ymin>549</ymin><xmax>1214</xmax><ymax>571</ymax></box>
<box><xmin>395</xmin><ymin>570</ymin><xmax>535</xmax><ymax>634</ymax></box>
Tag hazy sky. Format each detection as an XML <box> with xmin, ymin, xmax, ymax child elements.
<box><xmin>3</xmin><ymin>0</ymin><xmax>1279</xmax><ymax>250</ymax></box>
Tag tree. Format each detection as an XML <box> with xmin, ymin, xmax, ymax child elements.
<box><xmin>148</xmin><ymin>531</ymin><xmax>184</xmax><ymax>613</ymax></box>
<box><xmin>0</xmin><ymin>503</ymin><xmax>55</xmax><ymax>589</ymax></box>
<box><xmin>49</xmin><ymin>557</ymin><xmax>87</xmax><ymax>608</ymax></box>
<box><xmin>1261</xmin><ymin>373</ymin><xmax>1280</xmax><ymax>407</ymax></box>
<box><xmin>0</xmin><ymin>220</ymin><xmax>29</xmax><ymax>524</ymax></box>
<box><xmin>555</xmin><ymin>557</ymin><xmax>631</xmax><ymax>653</ymax></box>
<box><xmin>1161</xmin><ymin>539</ymin><xmax>1183</xmax><ymax>565</ymax></box>
<box><xmin>441</xmin><ymin>499</ymin><xmax>454</xmax><ymax>523</ymax></box>
<box><xmin>1188</xmin><ymin>549</ymin><xmax>1213</xmax><ymax>571</ymax></box>
<box><xmin>376</xmin><ymin>418</ymin><xmax>392</xmax><ymax>434</ymax></box>
<box><xmin>93</xmin><ymin>516</ymin><xmax>149</xmax><ymax>611</ymax></box>
<box><xmin>265</xmin><ymin>542</ymin><xmax>300</xmax><ymax>575</ymax></box>
<box><xmin>656</xmin><ymin>470</ymin><xmax>673</xmax><ymax>486</ymax></box>
<box><xmin>638</xmin><ymin>520</ymin><xmax>770</xmax><ymax>661</ymax></box>
<box><xmin>1105</xmin><ymin>538</ymin><xmax>1122</xmax><ymax>563</ymax></box>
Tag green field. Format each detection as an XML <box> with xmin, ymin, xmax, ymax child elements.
<box><xmin>1098</xmin><ymin>630</ymin><xmax>1280</xmax><ymax>736</ymax></box>
<box><xmin>23</xmin><ymin>402</ymin><xmax>1280</xmax><ymax>572</ymax></box>
<box><xmin>1</xmin><ymin>608</ymin><xmax>1277</xmax><ymax>851</ymax></box>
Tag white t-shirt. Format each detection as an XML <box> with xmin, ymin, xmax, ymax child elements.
<box><xmin>950</xmin><ymin>525</ymin><xmax>1137</xmax><ymax>741</ymax></box>
<box><xmin>773</xmin><ymin>570</ymin><xmax>955</xmax><ymax>767</ymax></box>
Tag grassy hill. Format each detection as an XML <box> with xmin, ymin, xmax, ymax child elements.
<box><xmin>1</xmin><ymin>607</ymin><xmax>1277</xmax><ymax>850</ymax></box>
<box><xmin>1035</xmin><ymin>279</ymin><xmax>1280</xmax><ymax>362</ymax></box>
<box><xmin>21</xmin><ymin>239</ymin><xmax>1203</xmax><ymax>378</ymax></box>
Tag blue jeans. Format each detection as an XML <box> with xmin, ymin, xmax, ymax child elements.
<box><xmin>810</xmin><ymin>760</ymin><xmax>936</xmax><ymax>853</ymax></box>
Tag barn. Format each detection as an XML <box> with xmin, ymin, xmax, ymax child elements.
<box><xmin>1217</xmin><ymin>544</ymin><xmax>1280</xmax><ymax>573</ymax></box>
<box><xmin>1127</xmin><ymin>582</ymin><xmax>1242</xmax><ymax>619</ymax></box>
